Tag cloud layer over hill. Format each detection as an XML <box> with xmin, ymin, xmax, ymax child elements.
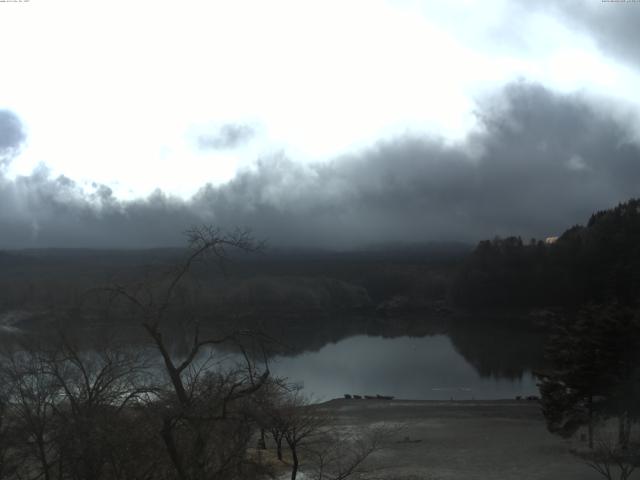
<box><xmin>1</xmin><ymin>82</ymin><xmax>639</xmax><ymax>249</ymax></box>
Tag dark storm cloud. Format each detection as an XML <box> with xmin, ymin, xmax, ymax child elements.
<box><xmin>0</xmin><ymin>110</ymin><xmax>26</xmax><ymax>164</ymax></box>
<box><xmin>1</xmin><ymin>82</ymin><xmax>639</xmax><ymax>249</ymax></box>
<box><xmin>523</xmin><ymin>0</ymin><xmax>640</xmax><ymax>68</ymax></box>
<box><xmin>0</xmin><ymin>166</ymin><xmax>201</xmax><ymax>248</ymax></box>
<box><xmin>190</xmin><ymin>82</ymin><xmax>640</xmax><ymax>247</ymax></box>
<box><xmin>197</xmin><ymin>124</ymin><xmax>255</xmax><ymax>150</ymax></box>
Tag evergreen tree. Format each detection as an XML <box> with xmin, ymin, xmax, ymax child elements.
<box><xmin>536</xmin><ymin>304</ymin><xmax>640</xmax><ymax>449</ymax></box>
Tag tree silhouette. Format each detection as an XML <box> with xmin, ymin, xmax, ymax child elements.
<box><xmin>537</xmin><ymin>303</ymin><xmax>640</xmax><ymax>450</ymax></box>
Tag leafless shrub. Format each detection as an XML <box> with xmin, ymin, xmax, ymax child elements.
<box><xmin>575</xmin><ymin>436</ymin><xmax>640</xmax><ymax>480</ymax></box>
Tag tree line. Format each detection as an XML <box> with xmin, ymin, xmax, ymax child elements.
<box><xmin>453</xmin><ymin>198</ymin><xmax>640</xmax><ymax>310</ymax></box>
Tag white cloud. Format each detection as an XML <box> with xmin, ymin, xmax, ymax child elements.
<box><xmin>0</xmin><ymin>0</ymin><xmax>639</xmax><ymax>199</ymax></box>
<box><xmin>567</xmin><ymin>154</ymin><xmax>589</xmax><ymax>171</ymax></box>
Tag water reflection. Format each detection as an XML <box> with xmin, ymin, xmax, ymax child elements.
<box><xmin>1</xmin><ymin>307</ymin><xmax>544</xmax><ymax>402</ymax></box>
<box><xmin>269</xmin><ymin>334</ymin><xmax>538</xmax><ymax>401</ymax></box>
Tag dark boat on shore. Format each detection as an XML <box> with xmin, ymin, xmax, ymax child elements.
<box><xmin>345</xmin><ymin>394</ymin><xmax>395</xmax><ymax>400</ymax></box>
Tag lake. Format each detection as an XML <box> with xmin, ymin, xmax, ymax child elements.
<box><xmin>0</xmin><ymin>308</ymin><xmax>543</xmax><ymax>402</ymax></box>
<box><xmin>268</xmin><ymin>334</ymin><xmax>539</xmax><ymax>401</ymax></box>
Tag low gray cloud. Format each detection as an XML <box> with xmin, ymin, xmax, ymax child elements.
<box><xmin>0</xmin><ymin>110</ymin><xmax>26</xmax><ymax>165</ymax></box>
<box><xmin>190</xmin><ymin>82</ymin><xmax>640</xmax><ymax>247</ymax></box>
<box><xmin>197</xmin><ymin>124</ymin><xmax>255</xmax><ymax>150</ymax></box>
<box><xmin>521</xmin><ymin>0</ymin><xmax>640</xmax><ymax>69</ymax></box>
<box><xmin>1</xmin><ymin>82</ymin><xmax>639</xmax><ymax>249</ymax></box>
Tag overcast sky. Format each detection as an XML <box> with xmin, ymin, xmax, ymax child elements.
<box><xmin>1</xmin><ymin>0</ymin><xmax>640</xmax><ymax>249</ymax></box>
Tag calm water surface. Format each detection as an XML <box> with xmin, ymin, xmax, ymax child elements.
<box><xmin>269</xmin><ymin>334</ymin><xmax>538</xmax><ymax>401</ymax></box>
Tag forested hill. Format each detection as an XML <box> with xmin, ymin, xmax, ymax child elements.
<box><xmin>452</xmin><ymin>198</ymin><xmax>640</xmax><ymax>309</ymax></box>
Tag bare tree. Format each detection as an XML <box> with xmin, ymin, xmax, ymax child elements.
<box><xmin>575</xmin><ymin>436</ymin><xmax>640</xmax><ymax>480</ymax></box>
<box><xmin>0</xmin><ymin>331</ymin><xmax>158</xmax><ymax>480</ymax></box>
<box><xmin>262</xmin><ymin>388</ymin><xmax>326</xmax><ymax>480</ymax></box>
<box><xmin>0</xmin><ymin>374</ymin><xmax>20</xmax><ymax>479</ymax></box>
<box><xmin>257</xmin><ymin>384</ymin><xmax>389</xmax><ymax>480</ymax></box>
<box><xmin>102</xmin><ymin>226</ymin><xmax>272</xmax><ymax>480</ymax></box>
<box><xmin>43</xmin><ymin>334</ymin><xmax>154</xmax><ymax>480</ymax></box>
<box><xmin>304</xmin><ymin>424</ymin><xmax>390</xmax><ymax>480</ymax></box>
<box><xmin>0</xmin><ymin>343</ymin><xmax>62</xmax><ymax>480</ymax></box>
<box><xmin>252</xmin><ymin>377</ymin><xmax>297</xmax><ymax>462</ymax></box>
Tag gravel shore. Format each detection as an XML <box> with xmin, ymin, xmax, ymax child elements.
<box><xmin>318</xmin><ymin>399</ymin><xmax>606</xmax><ymax>480</ymax></box>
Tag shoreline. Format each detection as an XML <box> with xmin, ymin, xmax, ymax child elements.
<box><xmin>312</xmin><ymin>398</ymin><xmax>602</xmax><ymax>479</ymax></box>
<box><xmin>322</xmin><ymin>398</ymin><xmax>540</xmax><ymax>404</ymax></box>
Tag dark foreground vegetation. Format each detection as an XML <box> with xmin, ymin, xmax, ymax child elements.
<box><xmin>0</xmin><ymin>334</ymin><xmax>386</xmax><ymax>480</ymax></box>
<box><xmin>0</xmin><ymin>228</ymin><xmax>387</xmax><ymax>480</ymax></box>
